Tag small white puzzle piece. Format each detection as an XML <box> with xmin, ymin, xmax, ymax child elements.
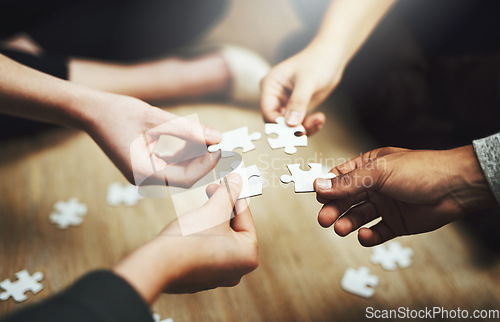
<box><xmin>265</xmin><ymin>116</ymin><xmax>307</xmax><ymax>154</ymax></box>
<box><xmin>280</xmin><ymin>163</ymin><xmax>335</xmax><ymax>192</ymax></box>
<box><xmin>208</xmin><ymin>126</ymin><xmax>261</xmax><ymax>155</ymax></box>
<box><xmin>107</xmin><ymin>182</ymin><xmax>143</xmax><ymax>206</ymax></box>
<box><xmin>0</xmin><ymin>270</ymin><xmax>44</xmax><ymax>302</ymax></box>
<box><xmin>49</xmin><ymin>198</ymin><xmax>87</xmax><ymax>229</ymax></box>
<box><xmin>221</xmin><ymin>161</ymin><xmax>262</xmax><ymax>199</ymax></box>
<box><xmin>341</xmin><ymin>266</ymin><xmax>378</xmax><ymax>298</ymax></box>
<box><xmin>153</xmin><ymin>313</ymin><xmax>174</xmax><ymax>322</ymax></box>
<box><xmin>371</xmin><ymin>241</ymin><xmax>413</xmax><ymax>270</ymax></box>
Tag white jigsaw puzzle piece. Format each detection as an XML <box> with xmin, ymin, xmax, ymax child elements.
<box><xmin>221</xmin><ymin>161</ymin><xmax>262</xmax><ymax>199</ymax></box>
<box><xmin>207</xmin><ymin>126</ymin><xmax>261</xmax><ymax>155</ymax></box>
<box><xmin>0</xmin><ymin>270</ymin><xmax>44</xmax><ymax>302</ymax></box>
<box><xmin>371</xmin><ymin>241</ymin><xmax>413</xmax><ymax>270</ymax></box>
<box><xmin>265</xmin><ymin>116</ymin><xmax>307</xmax><ymax>154</ymax></box>
<box><xmin>153</xmin><ymin>313</ymin><xmax>174</xmax><ymax>322</ymax></box>
<box><xmin>49</xmin><ymin>198</ymin><xmax>87</xmax><ymax>229</ymax></box>
<box><xmin>107</xmin><ymin>182</ymin><xmax>143</xmax><ymax>206</ymax></box>
<box><xmin>341</xmin><ymin>266</ymin><xmax>378</xmax><ymax>298</ymax></box>
<box><xmin>280</xmin><ymin>163</ymin><xmax>335</xmax><ymax>192</ymax></box>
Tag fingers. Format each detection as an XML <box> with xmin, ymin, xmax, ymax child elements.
<box><xmin>260</xmin><ymin>76</ymin><xmax>288</xmax><ymax>123</ymax></box>
<box><xmin>150</xmin><ymin>115</ymin><xmax>222</xmax><ymax>145</ymax></box>
<box><xmin>285</xmin><ymin>80</ymin><xmax>315</xmax><ymax>126</ymax></box>
<box><xmin>358</xmin><ymin>222</ymin><xmax>397</xmax><ymax>247</ymax></box>
<box><xmin>302</xmin><ymin>112</ymin><xmax>326</xmax><ymax>136</ymax></box>
<box><xmin>203</xmin><ymin>173</ymin><xmax>242</xmax><ymax>216</ymax></box>
<box><xmin>315</xmin><ymin>165</ymin><xmax>382</xmax><ymax>200</ymax></box>
<box><xmin>333</xmin><ymin>201</ymin><xmax>379</xmax><ymax>237</ymax></box>
<box><xmin>207</xmin><ymin>180</ymin><xmax>256</xmax><ymax>235</ymax></box>
<box><xmin>317</xmin><ymin>193</ymin><xmax>368</xmax><ymax>227</ymax></box>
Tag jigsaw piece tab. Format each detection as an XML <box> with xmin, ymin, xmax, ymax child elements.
<box><xmin>265</xmin><ymin>116</ymin><xmax>307</xmax><ymax>154</ymax></box>
<box><xmin>208</xmin><ymin>126</ymin><xmax>261</xmax><ymax>155</ymax></box>
<box><xmin>0</xmin><ymin>270</ymin><xmax>44</xmax><ymax>302</ymax></box>
<box><xmin>280</xmin><ymin>163</ymin><xmax>335</xmax><ymax>192</ymax></box>
<box><xmin>341</xmin><ymin>266</ymin><xmax>378</xmax><ymax>298</ymax></box>
<box><xmin>371</xmin><ymin>241</ymin><xmax>413</xmax><ymax>270</ymax></box>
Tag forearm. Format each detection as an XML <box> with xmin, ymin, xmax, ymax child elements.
<box><xmin>307</xmin><ymin>0</ymin><xmax>396</xmax><ymax>69</ymax></box>
<box><xmin>0</xmin><ymin>54</ymin><xmax>103</xmax><ymax>130</ymax></box>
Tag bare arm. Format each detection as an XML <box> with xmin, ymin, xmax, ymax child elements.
<box><xmin>261</xmin><ymin>0</ymin><xmax>396</xmax><ymax>133</ymax></box>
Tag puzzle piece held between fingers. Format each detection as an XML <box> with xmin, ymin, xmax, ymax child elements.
<box><xmin>371</xmin><ymin>241</ymin><xmax>414</xmax><ymax>270</ymax></box>
<box><xmin>341</xmin><ymin>266</ymin><xmax>378</xmax><ymax>298</ymax></box>
<box><xmin>265</xmin><ymin>116</ymin><xmax>307</xmax><ymax>154</ymax></box>
<box><xmin>0</xmin><ymin>270</ymin><xmax>44</xmax><ymax>302</ymax></box>
<box><xmin>280</xmin><ymin>163</ymin><xmax>335</xmax><ymax>192</ymax></box>
<box><xmin>49</xmin><ymin>198</ymin><xmax>87</xmax><ymax>229</ymax></box>
<box><xmin>221</xmin><ymin>162</ymin><xmax>262</xmax><ymax>199</ymax></box>
<box><xmin>208</xmin><ymin>126</ymin><xmax>261</xmax><ymax>155</ymax></box>
<box><xmin>107</xmin><ymin>182</ymin><xmax>143</xmax><ymax>206</ymax></box>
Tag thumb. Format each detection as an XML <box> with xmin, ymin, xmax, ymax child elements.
<box><xmin>314</xmin><ymin>166</ymin><xmax>382</xmax><ymax>200</ymax></box>
<box><xmin>285</xmin><ymin>81</ymin><xmax>315</xmax><ymax>126</ymax></box>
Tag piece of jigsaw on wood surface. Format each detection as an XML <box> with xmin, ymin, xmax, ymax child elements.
<box><xmin>208</xmin><ymin>126</ymin><xmax>261</xmax><ymax>156</ymax></box>
<box><xmin>107</xmin><ymin>182</ymin><xmax>143</xmax><ymax>206</ymax></box>
<box><xmin>0</xmin><ymin>270</ymin><xmax>44</xmax><ymax>302</ymax></box>
<box><xmin>341</xmin><ymin>266</ymin><xmax>378</xmax><ymax>298</ymax></box>
<box><xmin>280</xmin><ymin>163</ymin><xmax>335</xmax><ymax>192</ymax></box>
<box><xmin>221</xmin><ymin>161</ymin><xmax>262</xmax><ymax>199</ymax></box>
<box><xmin>265</xmin><ymin>116</ymin><xmax>307</xmax><ymax>154</ymax></box>
<box><xmin>371</xmin><ymin>241</ymin><xmax>413</xmax><ymax>270</ymax></box>
<box><xmin>49</xmin><ymin>198</ymin><xmax>88</xmax><ymax>229</ymax></box>
<box><xmin>153</xmin><ymin>313</ymin><xmax>174</xmax><ymax>322</ymax></box>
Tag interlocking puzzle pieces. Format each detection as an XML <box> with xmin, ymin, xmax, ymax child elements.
<box><xmin>107</xmin><ymin>182</ymin><xmax>143</xmax><ymax>206</ymax></box>
<box><xmin>0</xmin><ymin>270</ymin><xmax>44</xmax><ymax>302</ymax></box>
<box><xmin>371</xmin><ymin>241</ymin><xmax>413</xmax><ymax>270</ymax></box>
<box><xmin>153</xmin><ymin>313</ymin><xmax>174</xmax><ymax>322</ymax></box>
<box><xmin>280</xmin><ymin>163</ymin><xmax>335</xmax><ymax>192</ymax></box>
<box><xmin>341</xmin><ymin>266</ymin><xmax>379</xmax><ymax>298</ymax></box>
<box><xmin>265</xmin><ymin>116</ymin><xmax>307</xmax><ymax>154</ymax></box>
<box><xmin>208</xmin><ymin>126</ymin><xmax>261</xmax><ymax>155</ymax></box>
<box><xmin>49</xmin><ymin>198</ymin><xmax>88</xmax><ymax>229</ymax></box>
<box><xmin>221</xmin><ymin>161</ymin><xmax>262</xmax><ymax>199</ymax></box>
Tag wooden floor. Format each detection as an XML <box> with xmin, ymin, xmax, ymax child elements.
<box><xmin>1</xmin><ymin>0</ymin><xmax>500</xmax><ymax>321</ymax></box>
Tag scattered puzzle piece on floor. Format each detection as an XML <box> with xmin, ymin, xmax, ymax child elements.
<box><xmin>0</xmin><ymin>270</ymin><xmax>44</xmax><ymax>302</ymax></box>
<box><xmin>265</xmin><ymin>116</ymin><xmax>307</xmax><ymax>154</ymax></box>
<box><xmin>280</xmin><ymin>163</ymin><xmax>335</xmax><ymax>192</ymax></box>
<box><xmin>221</xmin><ymin>161</ymin><xmax>262</xmax><ymax>199</ymax></box>
<box><xmin>153</xmin><ymin>313</ymin><xmax>174</xmax><ymax>322</ymax></box>
<box><xmin>49</xmin><ymin>198</ymin><xmax>87</xmax><ymax>229</ymax></box>
<box><xmin>208</xmin><ymin>126</ymin><xmax>261</xmax><ymax>155</ymax></box>
<box><xmin>107</xmin><ymin>182</ymin><xmax>143</xmax><ymax>206</ymax></box>
<box><xmin>371</xmin><ymin>241</ymin><xmax>413</xmax><ymax>270</ymax></box>
<box><xmin>341</xmin><ymin>266</ymin><xmax>378</xmax><ymax>298</ymax></box>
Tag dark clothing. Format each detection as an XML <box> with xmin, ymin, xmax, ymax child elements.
<box><xmin>0</xmin><ymin>0</ymin><xmax>227</xmax><ymax>138</ymax></box>
<box><xmin>2</xmin><ymin>271</ymin><xmax>153</xmax><ymax>322</ymax></box>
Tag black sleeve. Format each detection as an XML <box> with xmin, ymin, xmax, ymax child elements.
<box><xmin>2</xmin><ymin>270</ymin><xmax>154</xmax><ymax>322</ymax></box>
<box><xmin>0</xmin><ymin>49</ymin><xmax>69</xmax><ymax>79</ymax></box>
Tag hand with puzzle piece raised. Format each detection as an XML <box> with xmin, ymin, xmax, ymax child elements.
<box><xmin>314</xmin><ymin>146</ymin><xmax>498</xmax><ymax>247</ymax></box>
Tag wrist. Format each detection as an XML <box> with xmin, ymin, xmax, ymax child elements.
<box><xmin>448</xmin><ymin>145</ymin><xmax>497</xmax><ymax>212</ymax></box>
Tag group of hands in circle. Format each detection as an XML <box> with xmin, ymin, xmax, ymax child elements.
<box><xmin>97</xmin><ymin>47</ymin><xmax>495</xmax><ymax>302</ymax></box>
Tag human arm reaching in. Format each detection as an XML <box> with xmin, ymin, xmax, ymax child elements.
<box><xmin>260</xmin><ymin>0</ymin><xmax>396</xmax><ymax>135</ymax></box>
<box><xmin>0</xmin><ymin>54</ymin><xmax>222</xmax><ymax>186</ymax></box>
<box><xmin>3</xmin><ymin>173</ymin><xmax>258</xmax><ymax>322</ymax></box>
<box><xmin>314</xmin><ymin>145</ymin><xmax>498</xmax><ymax>246</ymax></box>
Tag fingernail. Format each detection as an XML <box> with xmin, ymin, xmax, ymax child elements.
<box><xmin>316</xmin><ymin>178</ymin><xmax>332</xmax><ymax>190</ymax></box>
<box><xmin>225</xmin><ymin>173</ymin><xmax>242</xmax><ymax>185</ymax></box>
<box><xmin>205</xmin><ymin>128</ymin><xmax>222</xmax><ymax>142</ymax></box>
<box><xmin>285</xmin><ymin>110</ymin><xmax>303</xmax><ymax>126</ymax></box>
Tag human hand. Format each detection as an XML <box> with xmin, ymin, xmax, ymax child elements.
<box><xmin>260</xmin><ymin>47</ymin><xmax>343</xmax><ymax>135</ymax></box>
<box><xmin>83</xmin><ymin>93</ymin><xmax>222</xmax><ymax>188</ymax></box>
<box><xmin>113</xmin><ymin>173</ymin><xmax>259</xmax><ymax>302</ymax></box>
<box><xmin>314</xmin><ymin>146</ymin><xmax>497</xmax><ymax>246</ymax></box>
